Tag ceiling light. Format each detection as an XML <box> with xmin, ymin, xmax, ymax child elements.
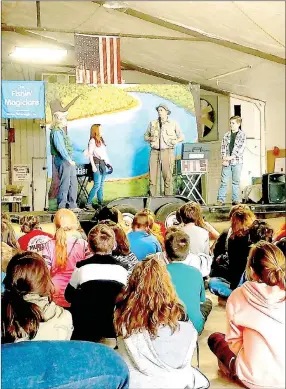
<box><xmin>9</xmin><ymin>47</ymin><xmax>67</xmax><ymax>62</ymax></box>
<box><xmin>102</xmin><ymin>2</ymin><xmax>128</xmax><ymax>9</ymax></box>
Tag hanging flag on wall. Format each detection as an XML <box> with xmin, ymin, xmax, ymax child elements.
<box><xmin>74</xmin><ymin>34</ymin><xmax>122</xmax><ymax>84</ymax></box>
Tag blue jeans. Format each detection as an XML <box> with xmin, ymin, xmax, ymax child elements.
<box><xmin>87</xmin><ymin>169</ymin><xmax>106</xmax><ymax>205</ymax></box>
<box><xmin>217</xmin><ymin>164</ymin><xmax>243</xmax><ymax>202</ymax></box>
<box><xmin>209</xmin><ymin>277</ymin><xmax>232</xmax><ymax>298</ymax></box>
<box><xmin>54</xmin><ymin>156</ymin><xmax>78</xmax><ymax>209</ymax></box>
<box><xmin>2</xmin><ymin>341</ymin><xmax>129</xmax><ymax>389</ymax></box>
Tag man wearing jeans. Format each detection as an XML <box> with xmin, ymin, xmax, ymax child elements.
<box><xmin>217</xmin><ymin>116</ymin><xmax>246</xmax><ymax>206</ymax></box>
<box><xmin>50</xmin><ymin>112</ymin><xmax>80</xmax><ymax>211</ymax></box>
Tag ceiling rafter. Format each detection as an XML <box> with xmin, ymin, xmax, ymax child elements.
<box><xmin>1</xmin><ymin>24</ymin><xmax>201</xmax><ymax>43</ymax></box>
<box><xmin>92</xmin><ymin>1</ymin><xmax>285</xmax><ymax>65</ymax></box>
<box><xmin>2</xmin><ymin>25</ymin><xmax>229</xmax><ymax>95</ymax></box>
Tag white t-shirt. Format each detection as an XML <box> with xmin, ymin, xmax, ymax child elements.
<box><xmin>88</xmin><ymin>138</ymin><xmax>110</xmax><ymax>164</ymax></box>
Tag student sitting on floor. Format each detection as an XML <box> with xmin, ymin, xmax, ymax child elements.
<box><xmin>179</xmin><ymin>202</ymin><xmax>210</xmax><ymax>255</ymax></box>
<box><xmin>208</xmin><ymin>242</ymin><xmax>285</xmax><ymax>389</ymax></box>
<box><xmin>165</xmin><ymin>230</ymin><xmax>212</xmax><ymax>335</ymax></box>
<box><xmin>99</xmin><ymin>220</ymin><xmax>138</xmax><ymax>274</ymax></box>
<box><xmin>18</xmin><ymin>215</ymin><xmax>53</xmax><ymax>256</ymax></box>
<box><xmin>127</xmin><ymin>211</ymin><xmax>162</xmax><ymax>261</ymax></box>
<box><xmin>1</xmin><ymin>217</ymin><xmax>20</xmax><ymax>250</ymax></box>
<box><xmin>208</xmin><ymin>208</ymin><xmax>256</xmax><ymax>301</ymax></box>
<box><xmin>114</xmin><ymin>255</ymin><xmax>209</xmax><ymax>389</ymax></box>
<box><xmin>65</xmin><ymin>224</ymin><xmax>128</xmax><ymax>343</ymax></box>
<box><xmin>42</xmin><ymin>209</ymin><xmax>90</xmax><ymax>308</ymax></box>
<box><xmin>2</xmin><ymin>251</ymin><xmax>73</xmax><ymax>343</ymax></box>
<box><xmin>1</xmin><ymin>242</ymin><xmax>19</xmax><ymax>293</ymax></box>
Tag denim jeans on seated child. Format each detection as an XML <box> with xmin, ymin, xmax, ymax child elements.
<box><xmin>2</xmin><ymin>341</ymin><xmax>129</xmax><ymax>389</ymax></box>
<box><xmin>208</xmin><ymin>277</ymin><xmax>232</xmax><ymax>298</ymax></box>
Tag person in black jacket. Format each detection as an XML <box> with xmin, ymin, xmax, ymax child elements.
<box><xmin>65</xmin><ymin>224</ymin><xmax>128</xmax><ymax>342</ymax></box>
<box><xmin>209</xmin><ymin>208</ymin><xmax>256</xmax><ymax>300</ymax></box>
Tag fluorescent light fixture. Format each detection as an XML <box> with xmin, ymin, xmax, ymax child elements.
<box><xmin>9</xmin><ymin>47</ymin><xmax>67</xmax><ymax>61</ymax></box>
<box><xmin>103</xmin><ymin>1</ymin><xmax>128</xmax><ymax>9</ymax></box>
<box><xmin>208</xmin><ymin>65</ymin><xmax>252</xmax><ymax>81</ymax></box>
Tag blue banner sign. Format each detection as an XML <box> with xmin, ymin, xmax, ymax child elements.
<box><xmin>1</xmin><ymin>81</ymin><xmax>45</xmax><ymax>119</ymax></box>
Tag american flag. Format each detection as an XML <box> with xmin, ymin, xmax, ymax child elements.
<box><xmin>74</xmin><ymin>34</ymin><xmax>122</xmax><ymax>84</ymax></box>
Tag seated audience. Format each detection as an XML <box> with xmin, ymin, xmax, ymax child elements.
<box><xmin>99</xmin><ymin>220</ymin><xmax>138</xmax><ymax>273</ymax></box>
<box><xmin>127</xmin><ymin>211</ymin><xmax>162</xmax><ymax>260</ymax></box>
<box><xmin>65</xmin><ymin>224</ymin><xmax>128</xmax><ymax>342</ymax></box>
<box><xmin>165</xmin><ymin>230</ymin><xmax>212</xmax><ymax>334</ymax></box>
<box><xmin>1</xmin><ymin>217</ymin><xmax>20</xmax><ymax>250</ymax></box>
<box><xmin>2</xmin><ymin>341</ymin><xmax>129</xmax><ymax>389</ymax></box>
<box><xmin>1</xmin><ymin>251</ymin><xmax>73</xmax><ymax>343</ymax></box>
<box><xmin>179</xmin><ymin>203</ymin><xmax>210</xmax><ymax>255</ymax></box>
<box><xmin>42</xmin><ymin>209</ymin><xmax>90</xmax><ymax>307</ymax></box>
<box><xmin>208</xmin><ymin>242</ymin><xmax>285</xmax><ymax>389</ymax></box>
<box><xmin>114</xmin><ymin>255</ymin><xmax>209</xmax><ymax>389</ymax></box>
<box><xmin>209</xmin><ymin>208</ymin><xmax>256</xmax><ymax>300</ymax></box>
<box><xmin>18</xmin><ymin>215</ymin><xmax>53</xmax><ymax>255</ymax></box>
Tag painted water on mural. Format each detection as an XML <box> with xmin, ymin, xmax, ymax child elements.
<box><xmin>47</xmin><ymin>92</ymin><xmax>198</xmax><ymax>179</ymax></box>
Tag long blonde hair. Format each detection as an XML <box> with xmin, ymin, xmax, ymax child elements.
<box><xmin>246</xmin><ymin>241</ymin><xmax>285</xmax><ymax>290</ymax></box>
<box><xmin>114</xmin><ymin>255</ymin><xmax>186</xmax><ymax>338</ymax></box>
<box><xmin>54</xmin><ymin>209</ymin><xmax>78</xmax><ymax>269</ymax></box>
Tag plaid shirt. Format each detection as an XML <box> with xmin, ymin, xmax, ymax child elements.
<box><xmin>221</xmin><ymin>130</ymin><xmax>246</xmax><ymax>165</ymax></box>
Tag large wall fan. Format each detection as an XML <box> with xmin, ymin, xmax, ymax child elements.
<box><xmin>200</xmin><ymin>98</ymin><xmax>215</xmax><ymax>138</ymax></box>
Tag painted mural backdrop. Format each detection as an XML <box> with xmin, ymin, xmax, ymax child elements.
<box><xmin>45</xmin><ymin>84</ymin><xmax>198</xmax><ymax>209</ymax></box>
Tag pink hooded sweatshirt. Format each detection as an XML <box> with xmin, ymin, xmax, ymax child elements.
<box><xmin>226</xmin><ymin>281</ymin><xmax>285</xmax><ymax>389</ymax></box>
<box><xmin>42</xmin><ymin>237</ymin><xmax>91</xmax><ymax>307</ymax></box>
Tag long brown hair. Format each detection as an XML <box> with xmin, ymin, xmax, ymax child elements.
<box><xmin>114</xmin><ymin>255</ymin><xmax>186</xmax><ymax>338</ymax></box>
<box><xmin>179</xmin><ymin>202</ymin><xmax>205</xmax><ymax>228</ymax></box>
<box><xmin>89</xmin><ymin>124</ymin><xmax>106</xmax><ymax>147</ymax></box>
<box><xmin>246</xmin><ymin>241</ymin><xmax>285</xmax><ymax>290</ymax></box>
<box><xmin>1</xmin><ymin>219</ymin><xmax>20</xmax><ymax>250</ymax></box>
<box><xmin>53</xmin><ymin>209</ymin><xmax>79</xmax><ymax>270</ymax></box>
<box><xmin>2</xmin><ymin>251</ymin><xmax>55</xmax><ymax>343</ymax></box>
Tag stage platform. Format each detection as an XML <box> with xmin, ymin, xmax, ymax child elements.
<box><xmin>8</xmin><ymin>202</ymin><xmax>286</xmax><ymax>224</ymax></box>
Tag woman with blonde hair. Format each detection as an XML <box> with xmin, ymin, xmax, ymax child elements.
<box><xmin>208</xmin><ymin>242</ymin><xmax>285</xmax><ymax>388</ymax></box>
<box><xmin>85</xmin><ymin>124</ymin><xmax>112</xmax><ymax>210</ymax></box>
<box><xmin>114</xmin><ymin>255</ymin><xmax>209</xmax><ymax>389</ymax></box>
<box><xmin>209</xmin><ymin>208</ymin><xmax>256</xmax><ymax>301</ymax></box>
<box><xmin>42</xmin><ymin>209</ymin><xmax>90</xmax><ymax>307</ymax></box>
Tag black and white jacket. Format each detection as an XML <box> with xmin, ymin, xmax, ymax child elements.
<box><xmin>65</xmin><ymin>254</ymin><xmax>128</xmax><ymax>341</ymax></box>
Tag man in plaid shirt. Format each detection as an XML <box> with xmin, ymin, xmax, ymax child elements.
<box><xmin>217</xmin><ymin>116</ymin><xmax>246</xmax><ymax>205</ymax></box>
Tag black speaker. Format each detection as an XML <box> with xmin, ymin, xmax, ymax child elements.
<box><xmin>262</xmin><ymin>173</ymin><xmax>286</xmax><ymax>204</ymax></box>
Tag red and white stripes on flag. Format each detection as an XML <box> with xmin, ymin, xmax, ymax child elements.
<box><xmin>74</xmin><ymin>34</ymin><xmax>122</xmax><ymax>84</ymax></box>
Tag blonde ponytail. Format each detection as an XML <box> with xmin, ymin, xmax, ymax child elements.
<box><xmin>55</xmin><ymin>227</ymin><xmax>68</xmax><ymax>270</ymax></box>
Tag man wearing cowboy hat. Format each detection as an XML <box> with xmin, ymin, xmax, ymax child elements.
<box><xmin>144</xmin><ymin>104</ymin><xmax>184</xmax><ymax>196</ymax></box>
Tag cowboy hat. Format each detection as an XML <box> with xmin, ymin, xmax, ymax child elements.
<box><xmin>156</xmin><ymin>104</ymin><xmax>171</xmax><ymax>115</ymax></box>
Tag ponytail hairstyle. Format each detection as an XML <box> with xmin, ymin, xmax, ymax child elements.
<box><xmin>53</xmin><ymin>209</ymin><xmax>79</xmax><ymax>270</ymax></box>
<box><xmin>2</xmin><ymin>251</ymin><xmax>54</xmax><ymax>343</ymax></box>
<box><xmin>246</xmin><ymin>241</ymin><xmax>285</xmax><ymax>290</ymax></box>
<box><xmin>20</xmin><ymin>215</ymin><xmax>41</xmax><ymax>233</ymax></box>
<box><xmin>90</xmin><ymin>124</ymin><xmax>106</xmax><ymax>147</ymax></box>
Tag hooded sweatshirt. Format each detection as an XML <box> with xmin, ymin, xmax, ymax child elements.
<box><xmin>117</xmin><ymin>321</ymin><xmax>209</xmax><ymax>389</ymax></box>
<box><xmin>226</xmin><ymin>281</ymin><xmax>285</xmax><ymax>389</ymax></box>
<box><xmin>15</xmin><ymin>294</ymin><xmax>73</xmax><ymax>342</ymax></box>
